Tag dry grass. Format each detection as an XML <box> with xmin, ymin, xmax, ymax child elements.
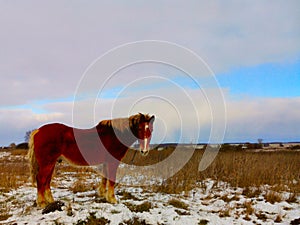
<box><xmin>1</xmin><ymin>147</ymin><xmax>299</xmax><ymax>197</ymax></box>
<box><xmin>255</xmin><ymin>212</ymin><xmax>268</xmax><ymax>221</ymax></box>
<box><xmin>243</xmin><ymin>200</ymin><xmax>255</xmax><ymax>217</ymax></box>
<box><xmin>118</xmin><ymin>190</ymin><xmax>140</xmax><ymax>201</ymax></box>
<box><xmin>0</xmin><ymin>150</ymin><xmax>30</xmax><ymax>221</ymax></box>
<box><xmin>264</xmin><ymin>191</ymin><xmax>283</xmax><ymax>204</ymax></box>
<box><xmin>242</xmin><ymin>187</ymin><xmax>261</xmax><ymax>198</ymax></box>
<box><xmin>286</xmin><ymin>192</ymin><xmax>298</xmax><ymax>203</ymax></box>
<box><xmin>199</xmin><ymin>149</ymin><xmax>300</xmax><ymax>192</ymax></box>
<box><xmin>198</xmin><ymin>219</ymin><xmax>209</xmax><ymax>225</ymax></box>
<box><xmin>9</xmin><ymin>149</ymin><xmax>28</xmax><ymax>156</ymax></box>
<box><xmin>220</xmin><ymin>194</ymin><xmax>240</xmax><ymax>203</ymax></box>
<box><xmin>219</xmin><ymin>205</ymin><xmax>232</xmax><ymax>217</ymax></box>
<box><xmin>76</xmin><ymin>212</ymin><xmax>110</xmax><ymax>225</ymax></box>
<box><xmin>274</xmin><ymin>214</ymin><xmax>283</xmax><ymax>223</ymax></box>
<box><xmin>0</xmin><ymin>202</ymin><xmax>11</xmax><ymax>221</ymax></box>
<box><xmin>121</xmin><ymin>216</ymin><xmax>149</xmax><ymax>225</ymax></box>
<box><xmin>123</xmin><ymin>147</ymin><xmax>300</xmax><ymax>195</ymax></box>
<box><xmin>124</xmin><ymin>201</ymin><xmax>153</xmax><ymax>213</ymax></box>
<box><xmin>70</xmin><ymin>177</ymin><xmax>95</xmax><ymax>193</ymax></box>
<box><xmin>123</xmin><ymin>148</ymin><xmax>174</xmax><ymax>166</ymax></box>
<box><xmin>167</xmin><ymin>198</ymin><xmax>189</xmax><ymax>210</ymax></box>
<box><xmin>2</xmin><ymin>146</ymin><xmax>298</xmax><ymax>195</ymax></box>
<box><xmin>0</xmin><ymin>152</ymin><xmax>29</xmax><ymax>192</ymax></box>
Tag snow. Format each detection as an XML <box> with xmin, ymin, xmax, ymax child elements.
<box><xmin>0</xmin><ymin>151</ymin><xmax>11</xmax><ymax>158</ymax></box>
<box><xmin>0</xmin><ymin>153</ymin><xmax>299</xmax><ymax>225</ymax></box>
<box><xmin>2</xmin><ymin>182</ymin><xmax>299</xmax><ymax>225</ymax></box>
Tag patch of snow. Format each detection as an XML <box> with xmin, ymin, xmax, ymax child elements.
<box><xmin>0</xmin><ymin>151</ymin><xmax>11</xmax><ymax>158</ymax></box>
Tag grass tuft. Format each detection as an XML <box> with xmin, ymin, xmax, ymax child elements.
<box><xmin>243</xmin><ymin>200</ymin><xmax>254</xmax><ymax>215</ymax></box>
<box><xmin>175</xmin><ymin>209</ymin><xmax>190</xmax><ymax>215</ymax></box>
<box><xmin>168</xmin><ymin>198</ymin><xmax>189</xmax><ymax>210</ymax></box>
<box><xmin>118</xmin><ymin>190</ymin><xmax>140</xmax><ymax>201</ymax></box>
<box><xmin>264</xmin><ymin>191</ymin><xmax>283</xmax><ymax>204</ymax></box>
<box><xmin>124</xmin><ymin>201</ymin><xmax>153</xmax><ymax>213</ymax></box>
<box><xmin>219</xmin><ymin>205</ymin><xmax>232</xmax><ymax>217</ymax></box>
<box><xmin>255</xmin><ymin>212</ymin><xmax>268</xmax><ymax>221</ymax></box>
<box><xmin>274</xmin><ymin>214</ymin><xmax>282</xmax><ymax>223</ymax></box>
<box><xmin>76</xmin><ymin>212</ymin><xmax>109</xmax><ymax>225</ymax></box>
<box><xmin>198</xmin><ymin>219</ymin><xmax>209</xmax><ymax>225</ymax></box>
<box><xmin>121</xmin><ymin>216</ymin><xmax>149</xmax><ymax>225</ymax></box>
<box><xmin>0</xmin><ymin>202</ymin><xmax>11</xmax><ymax>222</ymax></box>
<box><xmin>286</xmin><ymin>192</ymin><xmax>298</xmax><ymax>203</ymax></box>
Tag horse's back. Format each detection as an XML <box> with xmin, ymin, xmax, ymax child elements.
<box><xmin>36</xmin><ymin>123</ymin><xmax>70</xmax><ymax>142</ymax></box>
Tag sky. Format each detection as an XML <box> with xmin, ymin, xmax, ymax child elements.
<box><xmin>0</xmin><ymin>0</ymin><xmax>299</xmax><ymax>146</ymax></box>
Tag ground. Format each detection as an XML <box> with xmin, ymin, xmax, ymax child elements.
<box><xmin>0</xmin><ymin>149</ymin><xmax>299</xmax><ymax>225</ymax></box>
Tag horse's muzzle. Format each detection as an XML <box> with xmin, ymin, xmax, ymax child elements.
<box><xmin>140</xmin><ymin>148</ymin><xmax>149</xmax><ymax>156</ymax></box>
<box><xmin>139</xmin><ymin>137</ymin><xmax>150</xmax><ymax>156</ymax></box>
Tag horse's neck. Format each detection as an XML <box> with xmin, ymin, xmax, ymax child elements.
<box><xmin>120</xmin><ymin>124</ymin><xmax>138</xmax><ymax>147</ymax></box>
<box><xmin>99</xmin><ymin>118</ymin><xmax>138</xmax><ymax>147</ymax></box>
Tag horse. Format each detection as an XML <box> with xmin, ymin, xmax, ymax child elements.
<box><xmin>28</xmin><ymin>113</ymin><xmax>155</xmax><ymax>207</ymax></box>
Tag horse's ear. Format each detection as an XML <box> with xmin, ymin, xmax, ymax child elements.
<box><xmin>149</xmin><ymin>115</ymin><xmax>155</xmax><ymax>124</ymax></box>
<box><xmin>139</xmin><ymin>113</ymin><xmax>145</xmax><ymax>122</ymax></box>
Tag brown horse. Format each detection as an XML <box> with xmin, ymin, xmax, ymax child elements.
<box><xmin>28</xmin><ymin>113</ymin><xmax>155</xmax><ymax>207</ymax></box>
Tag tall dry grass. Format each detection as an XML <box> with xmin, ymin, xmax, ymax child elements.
<box><xmin>0</xmin><ymin>147</ymin><xmax>299</xmax><ymax>196</ymax></box>
<box><xmin>200</xmin><ymin>149</ymin><xmax>299</xmax><ymax>192</ymax></box>
<box><xmin>0</xmin><ymin>151</ymin><xmax>29</xmax><ymax>192</ymax></box>
<box><xmin>123</xmin><ymin>147</ymin><xmax>300</xmax><ymax>195</ymax></box>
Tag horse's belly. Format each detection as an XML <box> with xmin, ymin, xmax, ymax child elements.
<box><xmin>62</xmin><ymin>143</ymin><xmax>106</xmax><ymax>166</ymax></box>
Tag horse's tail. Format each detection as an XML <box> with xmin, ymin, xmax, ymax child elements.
<box><xmin>27</xmin><ymin>129</ymin><xmax>39</xmax><ymax>187</ymax></box>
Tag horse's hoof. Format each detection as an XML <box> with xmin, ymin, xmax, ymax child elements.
<box><xmin>106</xmin><ymin>197</ymin><xmax>118</xmax><ymax>204</ymax></box>
<box><xmin>105</xmin><ymin>191</ymin><xmax>118</xmax><ymax>204</ymax></box>
<box><xmin>37</xmin><ymin>202</ymin><xmax>47</xmax><ymax>209</ymax></box>
<box><xmin>95</xmin><ymin>197</ymin><xmax>108</xmax><ymax>203</ymax></box>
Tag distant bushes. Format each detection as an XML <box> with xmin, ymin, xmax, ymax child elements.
<box><xmin>244</xmin><ymin>142</ymin><xmax>263</xmax><ymax>149</ymax></box>
<box><xmin>219</xmin><ymin>143</ymin><xmax>243</xmax><ymax>151</ymax></box>
<box><xmin>16</xmin><ymin>142</ymin><xmax>28</xmax><ymax>149</ymax></box>
<box><xmin>0</xmin><ymin>142</ymin><xmax>28</xmax><ymax>150</ymax></box>
<box><xmin>289</xmin><ymin>145</ymin><xmax>300</xmax><ymax>150</ymax></box>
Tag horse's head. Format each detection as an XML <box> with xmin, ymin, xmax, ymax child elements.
<box><xmin>134</xmin><ymin>113</ymin><xmax>155</xmax><ymax>156</ymax></box>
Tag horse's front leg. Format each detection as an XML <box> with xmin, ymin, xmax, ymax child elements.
<box><xmin>106</xmin><ymin>163</ymin><xmax>119</xmax><ymax>204</ymax></box>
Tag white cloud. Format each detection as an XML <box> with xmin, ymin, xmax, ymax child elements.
<box><xmin>0</xmin><ymin>1</ymin><xmax>299</xmax><ymax>145</ymax></box>
<box><xmin>0</xmin><ymin>108</ymin><xmax>65</xmax><ymax>146</ymax></box>
<box><xmin>225</xmin><ymin>97</ymin><xmax>300</xmax><ymax>142</ymax></box>
<box><xmin>0</xmin><ymin>1</ymin><xmax>299</xmax><ymax>105</ymax></box>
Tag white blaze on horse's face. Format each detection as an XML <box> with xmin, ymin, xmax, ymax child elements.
<box><xmin>138</xmin><ymin>122</ymin><xmax>153</xmax><ymax>156</ymax></box>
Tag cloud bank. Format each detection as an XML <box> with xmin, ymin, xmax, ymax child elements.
<box><xmin>1</xmin><ymin>90</ymin><xmax>299</xmax><ymax>146</ymax></box>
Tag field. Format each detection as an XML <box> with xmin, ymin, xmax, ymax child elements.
<box><xmin>0</xmin><ymin>147</ymin><xmax>299</xmax><ymax>225</ymax></box>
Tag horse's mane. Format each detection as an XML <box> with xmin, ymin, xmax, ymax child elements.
<box><xmin>97</xmin><ymin>113</ymin><xmax>152</xmax><ymax>133</ymax></box>
<box><xmin>99</xmin><ymin>118</ymin><xmax>130</xmax><ymax>133</ymax></box>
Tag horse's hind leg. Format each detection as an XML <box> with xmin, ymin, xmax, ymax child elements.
<box><xmin>98</xmin><ymin>163</ymin><xmax>107</xmax><ymax>199</ymax></box>
<box><xmin>36</xmin><ymin>161</ymin><xmax>56</xmax><ymax>207</ymax></box>
<box><xmin>106</xmin><ymin>163</ymin><xmax>118</xmax><ymax>204</ymax></box>
<box><xmin>44</xmin><ymin>165</ymin><xmax>56</xmax><ymax>203</ymax></box>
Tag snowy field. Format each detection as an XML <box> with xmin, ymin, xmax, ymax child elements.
<box><xmin>0</xmin><ymin>150</ymin><xmax>299</xmax><ymax>225</ymax></box>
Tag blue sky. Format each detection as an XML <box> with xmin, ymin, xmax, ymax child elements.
<box><xmin>0</xmin><ymin>1</ymin><xmax>299</xmax><ymax>146</ymax></box>
<box><xmin>217</xmin><ymin>60</ymin><xmax>300</xmax><ymax>98</ymax></box>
